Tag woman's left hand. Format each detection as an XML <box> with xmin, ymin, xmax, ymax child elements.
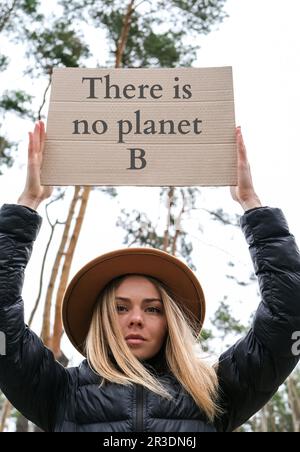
<box><xmin>230</xmin><ymin>126</ymin><xmax>262</xmax><ymax>211</ymax></box>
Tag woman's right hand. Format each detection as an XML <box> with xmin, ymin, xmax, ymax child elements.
<box><xmin>17</xmin><ymin>120</ymin><xmax>54</xmax><ymax>210</ymax></box>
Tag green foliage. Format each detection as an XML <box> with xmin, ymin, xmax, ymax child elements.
<box><xmin>0</xmin><ymin>0</ymin><xmax>42</xmax><ymax>34</ymax></box>
<box><xmin>0</xmin><ymin>1</ymin><xmax>44</xmax><ymax>171</ymax></box>
<box><xmin>197</xmin><ymin>327</ymin><xmax>214</xmax><ymax>352</ymax></box>
<box><xmin>59</xmin><ymin>0</ymin><xmax>228</xmax><ymax>67</ymax></box>
<box><xmin>23</xmin><ymin>20</ymin><xmax>91</xmax><ymax>76</ymax></box>
<box><xmin>211</xmin><ymin>299</ymin><xmax>248</xmax><ymax>340</ymax></box>
<box><xmin>101</xmin><ymin>11</ymin><xmax>197</xmax><ymax>67</ymax></box>
<box><xmin>0</xmin><ymin>54</ymin><xmax>9</xmax><ymax>72</ymax></box>
<box><xmin>199</xmin><ymin>328</ymin><xmax>214</xmax><ymax>341</ymax></box>
<box><xmin>60</xmin><ymin>0</ymin><xmax>227</xmax><ymax>36</ymax></box>
<box><xmin>0</xmin><ymin>90</ymin><xmax>34</xmax><ymax>172</ymax></box>
<box><xmin>0</xmin><ymin>135</ymin><xmax>15</xmax><ymax>174</ymax></box>
<box><xmin>0</xmin><ymin>90</ymin><xmax>34</xmax><ymax>119</ymax></box>
<box><xmin>20</xmin><ymin>0</ymin><xmax>40</xmax><ymax>15</ymax></box>
<box><xmin>156</xmin><ymin>0</ymin><xmax>227</xmax><ymax>34</ymax></box>
<box><xmin>1</xmin><ymin>6</ymin><xmax>91</xmax><ymax>170</ymax></box>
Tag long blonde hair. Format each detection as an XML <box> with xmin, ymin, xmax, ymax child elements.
<box><xmin>85</xmin><ymin>273</ymin><xmax>221</xmax><ymax>422</ymax></box>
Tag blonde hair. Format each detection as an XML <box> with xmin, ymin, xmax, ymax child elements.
<box><xmin>85</xmin><ymin>274</ymin><xmax>221</xmax><ymax>422</ymax></box>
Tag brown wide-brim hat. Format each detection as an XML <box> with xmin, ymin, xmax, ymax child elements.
<box><xmin>62</xmin><ymin>247</ymin><xmax>206</xmax><ymax>356</ymax></box>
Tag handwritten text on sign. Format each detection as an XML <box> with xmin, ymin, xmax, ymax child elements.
<box><xmin>42</xmin><ymin>67</ymin><xmax>237</xmax><ymax>186</ymax></box>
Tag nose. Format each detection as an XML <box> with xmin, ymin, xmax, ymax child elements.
<box><xmin>128</xmin><ymin>308</ymin><xmax>144</xmax><ymax>326</ymax></box>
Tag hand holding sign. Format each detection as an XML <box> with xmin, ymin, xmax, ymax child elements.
<box><xmin>17</xmin><ymin>121</ymin><xmax>53</xmax><ymax>210</ymax></box>
<box><xmin>230</xmin><ymin>127</ymin><xmax>262</xmax><ymax>211</ymax></box>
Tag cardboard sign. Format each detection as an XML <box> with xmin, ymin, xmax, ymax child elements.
<box><xmin>42</xmin><ymin>67</ymin><xmax>237</xmax><ymax>186</ymax></box>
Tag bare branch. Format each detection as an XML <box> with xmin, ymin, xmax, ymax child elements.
<box><xmin>115</xmin><ymin>0</ymin><xmax>135</xmax><ymax>68</ymax></box>
<box><xmin>45</xmin><ymin>190</ymin><xmax>66</xmax><ymax>227</ymax></box>
<box><xmin>37</xmin><ymin>71</ymin><xmax>52</xmax><ymax>120</ymax></box>
<box><xmin>0</xmin><ymin>0</ymin><xmax>18</xmax><ymax>33</ymax></box>
<box><xmin>27</xmin><ymin>219</ymin><xmax>58</xmax><ymax>327</ymax></box>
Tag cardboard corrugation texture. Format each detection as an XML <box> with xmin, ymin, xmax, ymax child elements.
<box><xmin>42</xmin><ymin>67</ymin><xmax>237</xmax><ymax>187</ymax></box>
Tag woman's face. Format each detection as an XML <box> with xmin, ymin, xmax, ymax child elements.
<box><xmin>115</xmin><ymin>275</ymin><xmax>168</xmax><ymax>361</ymax></box>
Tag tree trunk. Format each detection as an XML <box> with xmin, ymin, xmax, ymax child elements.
<box><xmin>163</xmin><ymin>187</ymin><xmax>174</xmax><ymax>252</ymax></box>
<box><xmin>287</xmin><ymin>376</ymin><xmax>300</xmax><ymax>432</ymax></box>
<box><xmin>115</xmin><ymin>0</ymin><xmax>135</xmax><ymax>68</ymax></box>
<box><xmin>260</xmin><ymin>404</ymin><xmax>268</xmax><ymax>432</ymax></box>
<box><xmin>0</xmin><ymin>399</ymin><xmax>12</xmax><ymax>432</ymax></box>
<box><xmin>267</xmin><ymin>400</ymin><xmax>277</xmax><ymax>432</ymax></box>
<box><xmin>51</xmin><ymin>186</ymin><xmax>91</xmax><ymax>358</ymax></box>
<box><xmin>40</xmin><ymin>186</ymin><xmax>81</xmax><ymax>346</ymax></box>
<box><xmin>171</xmin><ymin>189</ymin><xmax>186</xmax><ymax>255</ymax></box>
<box><xmin>16</xmin><ymin>413</ymin><xmax>29</xmax><ymax>432</ymax></box>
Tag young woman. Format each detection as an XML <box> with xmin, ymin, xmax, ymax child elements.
<box><xmin>0</xmin><ymin>121</ymin><xmax>299</xmax><ymax>432</ymax></box>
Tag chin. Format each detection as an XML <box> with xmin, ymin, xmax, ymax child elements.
<box><xmin>132</xmin><ymin>350</ymin><xmax>149</xmax><ymax>361</ymax></box>
<box><xmin>133</xmin><ymin>352</ymin><xmax>147</xmax><ymax>360</ymax></box>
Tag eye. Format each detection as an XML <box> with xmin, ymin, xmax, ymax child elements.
<box><xmin>116</xmin><ymin>305</ymin><xmax>127</xmax><ymax>312</ymax></box>
<box><xmin>146</xmin><ymin>306</ymin><xmax>161</xmax><ymax>313</ymax></box>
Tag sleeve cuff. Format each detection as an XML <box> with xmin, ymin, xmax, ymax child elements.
<box><xmin>244</xmin><ymin>206</ymin><xmax>266</xmax><ymax>214</ymax></box>
<box><xmin>240</xmin><ymin>206</ymin><xmax>290</xmax><ymax>246</ymax></box>
<box><xmin>0</xmin><ymin>203</ymin><xmax>43</xmax><ymax>242</ymax></box>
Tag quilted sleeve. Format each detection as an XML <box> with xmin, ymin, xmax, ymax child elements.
<box><xmin>0</xmin><ymin>204</ymin><xmax>69</xmax><ymax>432</ymax></box>
<box><xmin>216</xmin><ymin>207</ymin><xmax>300</xmax><ymax>432</ymax></box>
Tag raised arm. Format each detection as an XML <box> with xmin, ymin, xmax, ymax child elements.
<box><xmin>215</xmin><ymin>127</ymin><xmax>300</xmax><ymax>431</ymax></box>
<box><xmin>0</xmin><ymin>122</ymin><xmax>68</xmax><ymax>432</ymax></box>
<box><xmin>216</xmin><ymin>205</ymin><xmax>300</xmax><ymax>431</ymax></box>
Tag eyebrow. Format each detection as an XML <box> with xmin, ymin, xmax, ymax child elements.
<box><xmin>115</xmin><ymin>296</ymin><xmax>163</xmax><ymax>303</ymax></box>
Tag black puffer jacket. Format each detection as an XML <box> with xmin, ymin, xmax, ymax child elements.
<box><xmin>0</xmin><ymin>203</ymin><xmax>300</xmax><ymax>432</ymax></box>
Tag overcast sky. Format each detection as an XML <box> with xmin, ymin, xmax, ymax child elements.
<box><xmin>1</xmin><ymin>0</ymin><xmax>300</xmax><ymax>365</ymax></box>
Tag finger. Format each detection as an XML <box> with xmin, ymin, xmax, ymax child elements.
<box><xmin>239</xmin><ymin>131</ymin><xmax>246</xmax><ymax>153</ymax></box>
<box><xmin>236</xmin><ymin>127</ymin><xmax>248</xmax><ymax>164</ymax></box>
<box><xmin>39</xmin><ymin>120</ymin><xmax>45</xmax><ymax>149</ymax></box>
<box><xmin>28</xmin><ymin>132</ymin><xmax>33</xmax><ymax>153</ymax></box>
<box><xmin>40</xmin><ymin>120</ymin><xmax>45</xmax><ymax>133</ymax></box>
<box><xmin>33</xmin><ymin>122</ymin><xmax>40</xmax><ymax>152</ymax></box>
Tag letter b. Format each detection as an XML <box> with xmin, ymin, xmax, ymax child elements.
<box><xmin>127</xmin><ymin>148</ymin><xmax>147</xmax><ymax>170</ymax></box>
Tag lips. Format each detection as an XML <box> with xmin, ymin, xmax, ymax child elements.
<box><xmin>125</xmin><ymin>334</ymin><xmax>146</xmax><ymax>341</ymax></box>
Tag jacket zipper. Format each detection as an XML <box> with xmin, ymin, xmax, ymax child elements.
<box><xmin>135</xmin><ymin>384</ymin><xmax>144</xmax><ymax>431</ymax></box>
